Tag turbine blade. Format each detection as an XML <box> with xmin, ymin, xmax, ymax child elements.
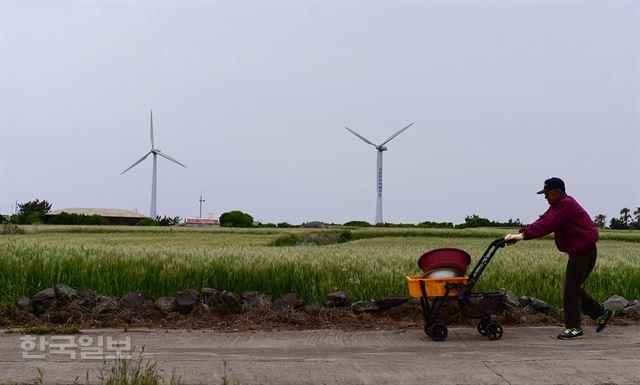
<box><xmin>345</xmin><ymin>126</ymin><xmax>376</xmax><ymax>146</ymax></box>
<box><xmin>156</xmin><ymin>150</ymin><xmax>187</xmax><ymax>168</ymax></box>
<box><xmin>121</xmin><ymin>151</ymin><xmax>152</xmax><ymax>174</ymax></box>
<box><xmin>150</xmin><ymin>110</ymin><xmax>155</xmax><ymax>148</ymax></box>
<box><xmin>380</xmin><ymin>123</ymin><xmax>414</xmax><ymax>146</ymax></box>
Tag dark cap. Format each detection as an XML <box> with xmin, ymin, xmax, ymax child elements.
<box><xmin>537</xmin><ymin>177</ymin><xmax>565</xmax><ymax>194</ymax></box>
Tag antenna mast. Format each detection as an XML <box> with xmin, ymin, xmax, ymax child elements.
<box><xmin>199</xmin><ymin>193</ymin><xmax>206</xmax><ymax>218</ymax></box>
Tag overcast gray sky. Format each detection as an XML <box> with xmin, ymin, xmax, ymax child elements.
<box><xmin>1</xmin><ymin>0</ymin><xmax>638</xmax><ymax>225</ymax></box>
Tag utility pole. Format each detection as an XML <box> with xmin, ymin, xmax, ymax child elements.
<box><xmin>199</xmin><ymin>193</ymin><xmax>205</xmax><ymax>218</ymax></box>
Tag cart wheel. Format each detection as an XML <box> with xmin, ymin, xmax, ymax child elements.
<box><xmin>477</xmin><ymin>319</ymin><xmax>490</xmax><ymax>336</ymax></box>
<box><xmin>423</xmin><ymin>324</ymin><xmax>431</xmax><ymax>337</ymax></box>
<box><xmin>429</xmin><ymin>324</ymin><xmax>448</xmax><ymax>342</ymax></box>
<box><xmin>486</xmin><ymin>322</ymin><xmax>503</xmax><ymax>340</ymax></box>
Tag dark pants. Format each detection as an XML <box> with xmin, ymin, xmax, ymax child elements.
<box><xmin>564</xmin><ymin>248</ymin><xmax>604</xmax><ymax>329</ymax></box>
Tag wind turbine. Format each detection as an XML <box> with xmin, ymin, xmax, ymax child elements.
<box><xmin>345</xmin><ymin>123</ymin><xmax>414</xmax><ymax>224</ymax></box>
<box><xmin>121</xmin><ymin>110</ymin><xmax>187</xmax><ymax>219</ymax></box>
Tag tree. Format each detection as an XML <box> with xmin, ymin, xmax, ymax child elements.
<box><xmin>136</xmin><ymin>218</ymin><xmax>160</xmax><ymax>226</ymax></box>
<box><xmin>19</xmin><ymin>199</ymin><xmax>51</xmax><ymax>216</ymax></box>
<box><xmin>343</xmin><ymin>220</ymin><xmax>372</xmax><ymax>227</ymax></box>
<box><xmin>620</xmin><ymin>208</ymin><xmax>631</xmax><ymax>227</ymax></box>
<box><xmin>609</xmin><ymin>217</ymin><xmax>628</xmax><ymax>230</ymax></box>
<box><xmin>503</xmin><ymin>218</ymin><xmax>524</xmax><ymax>227</ymax></box>
<box><xmin>633</xmin><ymin>207</ymin><xmax>640</xmax><ymax>230</ymax></box>
<box><xmin>48</xmin><ymin>212</ymin><xmax>109</xmax><ymax>225</ymax></box>
<box><xmin>418</xmin><ymin>221</ymin><xmax>454</xmax><ymax>228</ymax></box>
<box><xmin>458</xmin><ymin>214</ymin><xmax>492</xmax><ymax>228</ymax></box>
<box><xmin>219</xmin><ymin>210</ymin><xmax>254</xmax><ymax>227</ymax></box>
<box><xmin>156</xmin><ymin>215</ymin><xmax>181</xmax><ymax>226</ymax></box>
<box><xmin>12</xmin><ymin>199</ymin><xmax>52</xmax><ymax>224</ymax></box>
<box><xmin>593</xmin><ymin>214</ymin><xmax>607</xmax><ymax>229</ymax></box>
<box><xmin>85</xmin><ymin>214</ymin><xmax>109</xmax><ymax>225</ymax></box>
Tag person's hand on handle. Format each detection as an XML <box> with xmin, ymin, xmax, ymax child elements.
<box><xmin>504</xmin><ymin>233</ymin><xmax>524</xmax><ymax>245</ymax></box>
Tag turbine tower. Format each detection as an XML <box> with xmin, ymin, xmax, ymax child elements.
<box><xmin>345</xmin><ymin>123</ymin><xmax>413</xmax><ymax>224</ymax></box>
<box><xmin>121</xmin><ymin>110</ymin><xmax>187</xmax><ymax>219</ymax></box>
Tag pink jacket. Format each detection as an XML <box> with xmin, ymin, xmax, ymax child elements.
<box><xmin>521</xmin><ymin>195</ymin><xmax>598</xmax><ymax>258</ymax></box>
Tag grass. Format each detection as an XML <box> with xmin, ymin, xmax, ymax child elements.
<box><xmin>98</xmin><ymin>349</ymin><xmax>183</xmax><ymax>385</ymax></box>
<box><xmin>0</xmin><ymin>226</ymin><xmax>638</xmax><ymax>308</ymax></box>
<box><xmin>4</xmin><ymin>347</ymin><xmax>242</xmax><ymax>385</ymax></box>
<box><xmin>5</xmin><ymin>348</ymin><xmax>185</xmax><ymax>385</ymax></box>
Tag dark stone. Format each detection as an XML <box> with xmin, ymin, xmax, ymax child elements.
<box><xmin>16</xmin><ymin>297</ymin><xmax>33</xmax><ymax>313</ymax></box>
<box><xmin>502</xmin><ymin>291</ymin><xmax>521</xmax><ymax>312</ymax></box>
<box><xmin>176</xmin><ymin>290</ymin><xmax>198</xmax><ymax>315</ymax></box>
<box><xmin>290</xmin><ymin>312</ymin><xmax>307</xmax><ymax>325</ymax></box>
<box><xmin>33</xmin><ymin>287</ymin><xmax>56</xmax><ymax>303</ymax></box>
<box><xmin>241</xmin><ymin>291</ymin><xmax>258</xmax><ymax>302</ymax></box>
<box><xmin>155</xmin><ymin>297</ymin><xmax>176</xmax><ymax>313</ymax></box>
<box><xmin>220</xmin><ymin>291</ymin><xmax>243</xmax><ymax>313</ymax></box>
<box><xmin>603</xmin><ymin>295</ymin><xmax>629</xmax><ymax>312</ymax></box>
<box><xmin>32</xmin><ymin>288</ymin><xmax>57</xmax><ymax>314</ymax></box>
<box><xmin>622</xmin><ymin>303</ymin><xmax>640</xmax><ymax>316</ymax></box>
<box><xmin>519</xmin><ymin>296</ymin><xmax>531</xmax><ymax>307</ymax></box>
<box><xmin>351</xmin><ymin>301</ymin><xmax>379</xmax><ymax>313</ymax></box>
<box><xmin>324</xmin><ymin>291</ymin><xmax>351</xmax><ymax>307</ymax></box>
<box><xmin>376</xmin><ymin>296</ymin><xmax>407</xmax><ymax>311</ymax></box>
<box><xmin>201</xmin><ymin>288</ymin><xmax>221</xmax><ymax>306</ymax></box>
<box><xmin>241</xmin><ymin>291</ymin><xmax>272</xmax><ymax>310</ymax></box>
<box><xmin>528</xmin><ymin>297</ymin><xmax>556</xmax><ymax>315</ymax></box>
<box><xmin>54</xmin><ymin>284</ymin><xmax>78</xmax><ymax>304</ymax></box>
<box><xmin>193</xmin><ymin>303</ymin><xmax>210</xmax><ymax>316</ymax></box>
<box><xmin>76</xmin><ymin>290</ymin><xmax>98</xmax><ymax>311</ymax></box>
<box><xmin>93</xmin><ymin>296</ymin><xmax>120</xmax><ymax>317</ymax></box>
<box><xmin>271</xmin><ymin>293</ymin><xmax>297</xmax><ymax>311</ymax></box>
<box><xmin>121</xmin><ymin>291</ymin><xmax>153</xmax><ymax>309</ymax></box>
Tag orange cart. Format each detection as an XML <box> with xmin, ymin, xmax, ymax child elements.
<box><xmin>407</xmin><ymin>238</ymin><xmax>508</xmax><ymax>341</ymax></box>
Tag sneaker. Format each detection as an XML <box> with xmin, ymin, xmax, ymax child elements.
<box><xmin>596</xmin><ymin>308</ymin><xmax>614</xmax><ymax>333</ymax></box>
<box><xmin>557</xmin><ymin>327</ymin><xmax>584</xmax><ymax>340</ymax></box>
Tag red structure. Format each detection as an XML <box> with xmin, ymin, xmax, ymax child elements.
<box><xmin>185</xmin><ymin>218</ymin><xmax>219</xmax><ymax>226</ymax></box>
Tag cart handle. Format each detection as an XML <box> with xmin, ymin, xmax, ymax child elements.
<box><xmin>465</xmin><ymin>237</ymin><xmax>507</xmax><ymax>291</ymax></box>
<box><xmin>490</xmin><ymin>237</ymin><xmax>508</xmax><ymax>248</ymax></box>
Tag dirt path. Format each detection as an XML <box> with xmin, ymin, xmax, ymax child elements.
<box><xmin>1</xmin><ymin>325</ymin><xmax>638</xmax><ymax>385</ymax></box>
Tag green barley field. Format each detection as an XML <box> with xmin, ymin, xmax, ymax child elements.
<box><xmin>0</xmin><ymin>226</ymin><xmax>638</xmax><ymax>309</ymax></box>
